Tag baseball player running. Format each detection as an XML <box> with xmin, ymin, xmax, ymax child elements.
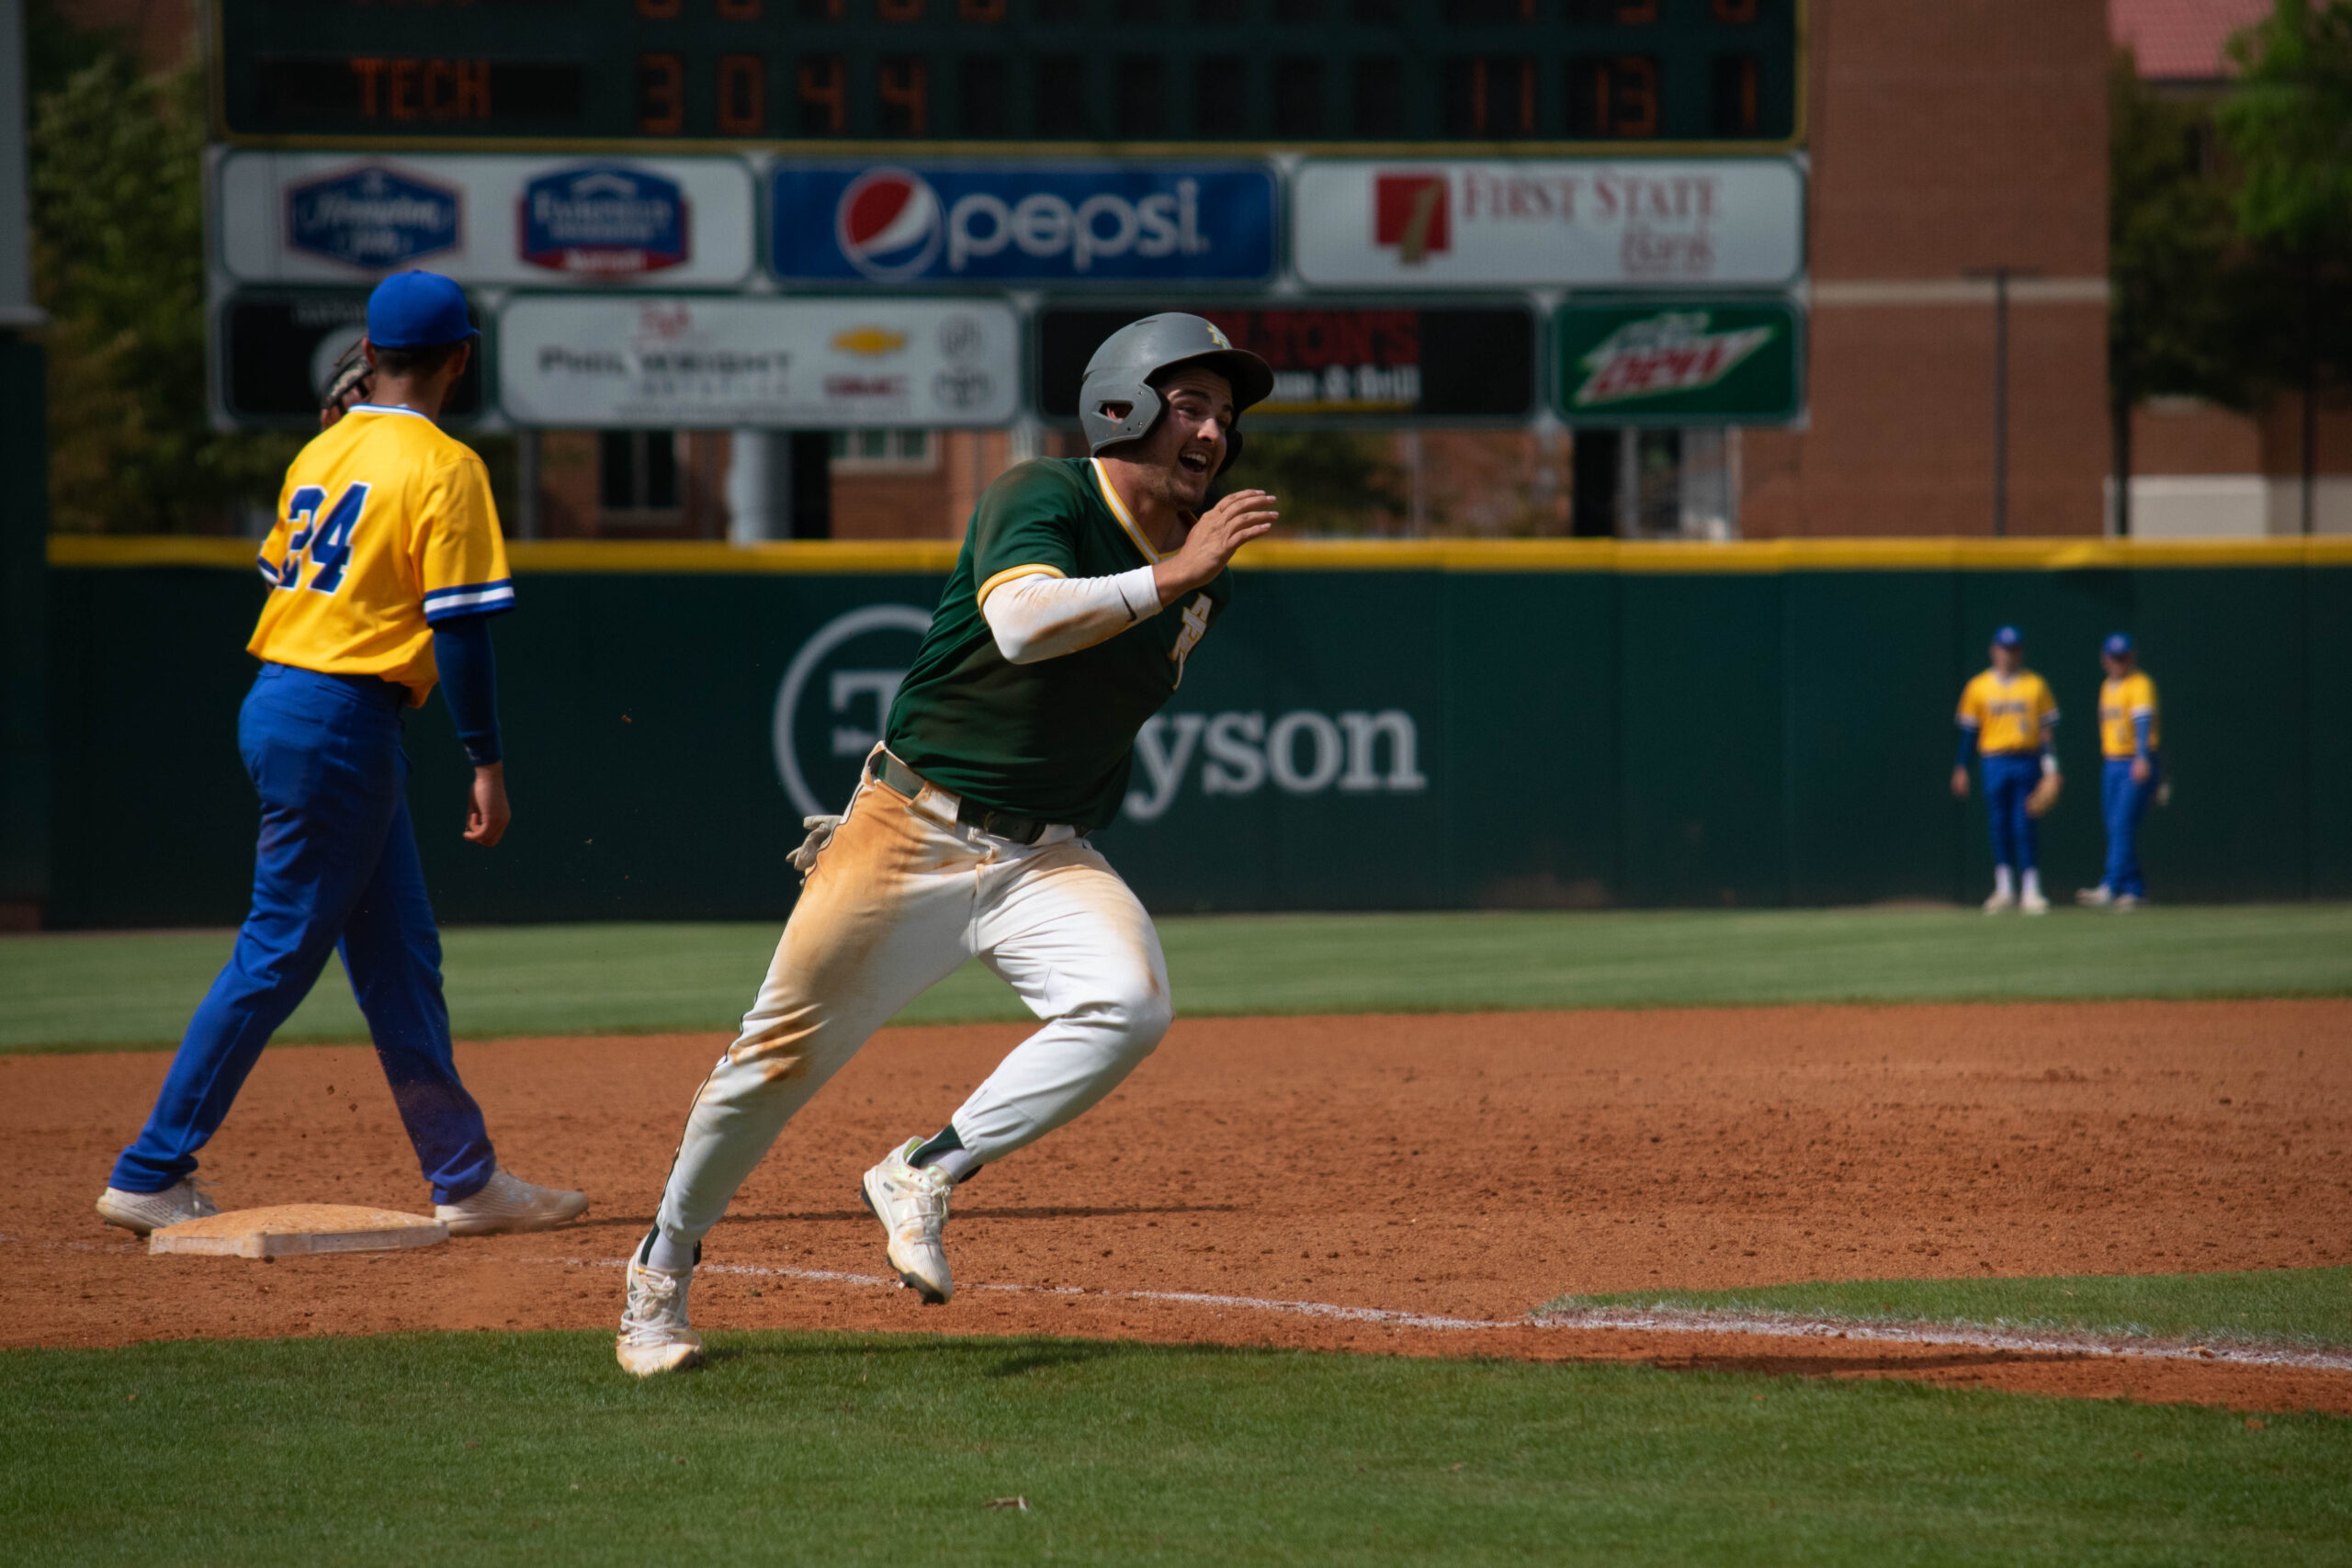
<box><xmin>1951</xmin><ymin>625</ymin><xmax>2061</xmax><ymax>915</ymax></box>
<box><xmin>95</xmin><ymin>271</ymin><xmax>587</xmax><ymax>1237</ymax></box>
<box><xmin>2077</xmin><ymin>633</ymin><xmax>2161</xmax><ymax>909</ymax></box>
<box><xmin>616</xmin><ymin>314</ymin><xmax>1275</xmax><ymax>1375</ymax></box>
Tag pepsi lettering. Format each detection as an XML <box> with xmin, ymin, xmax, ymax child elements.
<box><xmin>774</xmin><ymin>164</ymin><xmax>1275</xmax><ymax>285</ymax></box>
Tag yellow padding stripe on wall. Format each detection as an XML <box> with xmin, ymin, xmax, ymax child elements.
<box><xmin>50</xmin><ymin>534</ymin><xmax>2352</xmax><ymax>575</ymax></box>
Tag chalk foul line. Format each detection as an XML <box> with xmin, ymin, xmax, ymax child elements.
<box><xmin>554</xmin><ymin>1257</ymin><xmax>2352</xmax><ymax>1374</ymax></box>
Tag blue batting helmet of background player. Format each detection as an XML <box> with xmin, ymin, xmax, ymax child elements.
<box><xmin>2103</xmin><ymin>632</ymin><xmax>2133</xmax><ymax>658</ymax></box>
<box><xmin>1992</xmin><ymin>625</ymin><xmax>2023</xmax><ymax>649</ymax></box>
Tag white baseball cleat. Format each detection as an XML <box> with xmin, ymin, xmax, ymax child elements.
<box><xmin>2112</xmin><ymin>893</ymin><xmax>2143</xmax><ymax>911</ymax></box>
<box><xmin>616</xmin><ymin>1259</ymin><xmax>703</xmax><ymax>1377</ymax></box>
<box><xmin>1982</xmin><ymin>890</ymin><xmax>2016</xmax><ymax>914</ymax></box>
<box><xmin>435</xmin><ymin>1168</ymin><xmax>590</xmax><ymax>1235</ymax></box>
<box><xmin>2076</xmin><ymin>885</ymin><xmax>2114</xmax><ymax>907</ymax></box>
<box><xmin>2019</xmin><ymin>890</ymin><xmax>2050</xmax><ymax>916</ymax></box>
<box><xmin>95</xmin><ymin>1178</ymin><xmax>219</xmax><ymax>1235</ymax></box>
<box><xmin>863</xmin><ymin>1139</ymin><xmax>955</xmax><ymax>1304</ymax></box>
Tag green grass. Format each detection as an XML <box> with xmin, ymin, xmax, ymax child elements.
<box><xmin>4</xmin><ymin>1331</ymin><xmax>2347</xmax><ymax>1565</ymax></box>
<box><xmin>1543</xmin><ymin>1267</ymin><xmax>2352</xmax><ymax>1352</ymax></box>
<box><xmin>7</xmin><ymin>903</ymin><xmax>2352</xmax><ymax>1053</ymax></box>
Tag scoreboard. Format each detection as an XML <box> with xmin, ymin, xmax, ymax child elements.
<box><xmin>209</xmin><ymin>0</ymin><xmax>1801</xmax><ymax>151</ymax></box>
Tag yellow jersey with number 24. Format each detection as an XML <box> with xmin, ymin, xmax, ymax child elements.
<box><xmin>1956</xmin><ymin>668</ymin><xmax>2058</xmax><ymax>755</ymax></box>
<box><xmin>247</xmin><ymin>405</ymin><xmax>514</xmax><ymax>706</ymax></box>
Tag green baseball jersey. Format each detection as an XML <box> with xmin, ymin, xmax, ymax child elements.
<box><xmin>886</xmin><ymin>457</ymin><xmax>1231</xmax><ymax>829</ymax></box>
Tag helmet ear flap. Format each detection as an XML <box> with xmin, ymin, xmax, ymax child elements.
<box><xmin>1219</xmin><ymin>423</ymin><xmax>1243</xmax><ymax>477</ymax></box>
<box><xmin>1081</xmin><ymin>380</ymin><xmax>1164</xmax><ymax>456</ymax></box>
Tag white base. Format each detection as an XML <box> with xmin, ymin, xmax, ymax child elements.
<box><xmin>148</xmin><ymin>1203</ymin><xmax>449</xmax><ymax>1258</ymax></box>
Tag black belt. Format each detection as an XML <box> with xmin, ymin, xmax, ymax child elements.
<box><xmin>866</xmin><ymin>751</ymin><xmax>1068</xmax><ymax>846</ymax></box>
<box><xmin>277</xmin><ymin>664</ymin><xmax>410</xmax><ymax>708</ymax></box>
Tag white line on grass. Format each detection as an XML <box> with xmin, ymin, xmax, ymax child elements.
<box><xmin>563</xmin><ymin>1257</ymin><xmax>2352</xmax><ymax>1372</ymax></box>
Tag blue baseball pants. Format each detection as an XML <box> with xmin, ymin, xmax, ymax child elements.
<box><xmin>2100</xmin><ymin>756</ymin><xmax>2158</xmax><ymax>898</ymax></box>
<box><xmin>109</xmin><ymin>663</ymin><xmax>497</xmax><ymax>1202</ymax></box>
<box><xmin>1981</xmin><ymin>751</ymin><xmax>2043</xmax><ymax>872</ymax></box>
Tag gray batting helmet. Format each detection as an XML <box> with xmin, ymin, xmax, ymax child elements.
<box><xmin>1077</xmin><ymin>313</ymin><xmax>1274</xmax><ymax>475</ymax></box>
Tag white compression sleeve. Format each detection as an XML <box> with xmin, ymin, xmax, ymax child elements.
<box><xmin>981</xmin><ymin>566</ymin><xmax>1162</xmax><ymax>664</ymax></box>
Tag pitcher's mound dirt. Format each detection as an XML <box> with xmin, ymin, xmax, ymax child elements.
<box><xmin>8</xmin><ymin>999</ymin><xmax>2349</xmax><ymax>1412</ymax></box>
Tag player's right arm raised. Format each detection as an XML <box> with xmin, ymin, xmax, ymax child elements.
<box><xmin>1154</xmin><ymin>488</ymin><xmax>1278</xmax><ymax>604</ymax></box>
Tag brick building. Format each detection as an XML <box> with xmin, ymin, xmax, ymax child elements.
<box><xmin>1739</xmin><ymin>0</ymin><xmax>2111</xmax><ymax>536</ymax></box>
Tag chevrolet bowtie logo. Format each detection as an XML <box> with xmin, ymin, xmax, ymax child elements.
<box><xmin>831</xmin><ymin>327</ymin><xmax>909</xmax><ymax>356</ymax></box>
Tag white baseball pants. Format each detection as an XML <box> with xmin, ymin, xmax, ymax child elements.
<box><xmin>651</xmin><ymin>766</ymin><xmax>1172</xmax><ymax>1252</ymax></box>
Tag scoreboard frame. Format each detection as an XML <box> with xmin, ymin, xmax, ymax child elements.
<box><xmin>205</xmin><ymin>0</ymin><xmax>1806</xmax><ymax>157</ymax></box>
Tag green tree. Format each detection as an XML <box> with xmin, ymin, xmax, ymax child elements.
<box><xmin>2216</xmin><ymin>0</ymin><xmax>2352</xmax><ymax>532</ymax></box>
<box><xmin>1218</xmin><ymin>431</ymin><xmax>1407</xmax><ymax>536</ymax></box>
<box><xmin>2108</xmin><ymin>52</ymin><xmax>2253</xmax><ymax>535</ymax></box>
<box><xmin>30</xmin><ymin>58</ymin><xmax>299</xmax><ymax>533</ymax></box>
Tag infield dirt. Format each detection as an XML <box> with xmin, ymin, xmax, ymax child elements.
<box><xmin>11</xmin><ymin>999</ymin><xmax>2350</xmax><ymax>1412</ymax></box>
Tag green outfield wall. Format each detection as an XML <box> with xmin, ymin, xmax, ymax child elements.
<box><xmin>40</xmin><ymin>536</ymin><xmax>2352</xmax><ymax>927</ymax></box>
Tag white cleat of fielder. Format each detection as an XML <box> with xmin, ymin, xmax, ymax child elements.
<box><xmin>95</xmin><ymin>1177</ymin><xmax>220</xmax><ymax>1235</ymax></box>
<box><xmin>616</xmin><ymin>1259</ymin><xmax>704</xmax><ymax>1377</ymax></box>
<box><xmin>863</xmin><ymin>1140</ymin><xmax>955</xmax><ymax>1303</ymax></box>
<box><xmin>435</xmin><ymin>1168</ymin><xmax>590</xmax><ymax>1235</ymax></box>
<box><xmin>2019</xmin><ymin>890</ymin><xmax>2050</xmax><ymax>916</ymax></box>
<box><xmin>1981</xmin><ymin>890</ymin><xmax>2016</xmax><ymax>914</ymax></box>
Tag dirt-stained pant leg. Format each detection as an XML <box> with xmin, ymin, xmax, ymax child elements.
<box><xmin>950</xmin><ymin>840</ymin><xmax>1173</xmax><ymax>1162</ymax></box>
<box><xmin>654</xmin><ymin>782</ymin><xmax>976</xmax><ymax>1248</ymax></box>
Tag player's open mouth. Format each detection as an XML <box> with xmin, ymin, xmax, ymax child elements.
<box><xmin>1178</xmin><ymin>449</ymin><xmax>1214</xmax><ymax>476</ymax></box>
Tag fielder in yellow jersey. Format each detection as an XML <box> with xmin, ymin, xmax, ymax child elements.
<box><xmin>2079</xmin><ymin>632</ymin><xmax>2162</xmax><ymax>908</ymax></box>
<box><xmin>97</xmin><ymin>272</ymin><xmax>585</xmax><ymax>1239</ymax></box>
<box><xmin>1950</xmin><ymin>625</ymin><xmax>2060</xmax><ymax>913</ymax></box>
<box><xmin>251</xmin><ymin>402</ymin><xmax>514</xmax><ymax>699</ymax></box>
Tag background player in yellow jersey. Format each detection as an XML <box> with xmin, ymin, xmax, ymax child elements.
<box><xmin>94</xmin><ymin>272</ymin><xmax>587</xmax><ymax>1237</ymax></box>
<box><xmin>1951</xmin><ymin>625</ymin><xmax>2061</xmax><ymax>914</ymax></box>
<box><xmin>2078</xmin><ymin>633</ymin><xmax>2161</xmax><ymax>909</ymax></box>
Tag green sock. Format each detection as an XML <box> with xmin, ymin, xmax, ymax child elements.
<box><xmin>908</xmin><ymin>1125</ymin><xmax>964</xmax><ymax>1168</ymax></box>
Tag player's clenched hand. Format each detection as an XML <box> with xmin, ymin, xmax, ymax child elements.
<box><xmin>1950</xmin><ymin>765</ymin><xmax>1970</xmax><ymax>800</ymax></box>
<box><xmin>466</xmin><ymin>762</ymin><xmax>511</xmax><ymax>848</ymax></box>
<box><xmin>1155</xmin><ymin>489</ymin><xmax>1277</xmax><ymax>605</ymax></box>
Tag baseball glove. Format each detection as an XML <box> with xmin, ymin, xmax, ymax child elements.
<box><xmin>319</xmin><ymin>337</ymin><xmax>372</xmax><ymax>424</ymax></box>
<box><xmin>2026</xmin><ymin>772</ymin><xmax>2063</xmax><ymax>818</ymax></box>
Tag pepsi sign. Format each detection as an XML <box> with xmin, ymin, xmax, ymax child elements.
<box><xmin>520</xmin><ymin>164</ymin><xmax>688</xmax><ymax>277</ymax></box>
<box><xmin>286</xmin><ymin>163</ymin><xmax>460</xmax><ymax>271</ymax></box>
<box><xmin>771</xmin><ymin>163</ymin><xmax>1277</xmax><ymax>286</ymax></box>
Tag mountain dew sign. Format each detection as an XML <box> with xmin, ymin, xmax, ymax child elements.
<box><xmin>1553</xmin><ymin>299</ymin><xmax>1804</xmax><ymax>425</ymax></box>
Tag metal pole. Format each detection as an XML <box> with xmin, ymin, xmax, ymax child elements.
<box><xmin>2303</xmin><ymin>252</ymin><xmax>2318</xmax><ymax>536</ymax></box>
<box><xmin>514</xmin><ymin>429</ymin><xmax>542</xmax><ymax>540</ymax></box>
<box><xmin>726</xmin><ymin>428</ymin><xmax>776</xmax><ymax>543</ymax></box>
<box><xmin>1992</xmin><ymin>267</ymin><xmax>2009</xmax><ymax>538</ymax></box>
<box><xmin>0</xmin><ymin>0</ymin><xmax>40</xmax><ymax>332</ymax></box>
<box><xmin>1964</xmin><ymin>265</ymin><xmax>2039</xmax><ymax>537</ymax></box>
<box><xmin>1617</xmin><ymin>427</ymin><xmax>1639</xmax><ymax>536</ymax></box>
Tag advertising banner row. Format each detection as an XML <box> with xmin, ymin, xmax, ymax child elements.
<box><xmin>212</xmin><ymin>151</ymin><xmax>1806</xmax><ymax>292</ymax></box>
<box><xmin>215</xmin><ymin>288</ymin><xmax>1804</xmax><ymax>430</ymax></box>
<box><xmin>46</xmin><ymin>553</ymin><xmax>2352</xmax><ymax>926</ymax></box>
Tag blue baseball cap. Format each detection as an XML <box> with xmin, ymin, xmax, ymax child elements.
<box><xmin>366</xmin><ymin>271</ymin><xmax>477</xmax><ymax>349</ymax></box>
<box><xmin>1991</xmin><ymin>625</ymin><xmax>2023</xmax><ymax>649</ymax></box>
<box><xmin>2103</xmin><ymin>632</ymin><xmax>2134</xmax><ymax>658</ymax></box>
